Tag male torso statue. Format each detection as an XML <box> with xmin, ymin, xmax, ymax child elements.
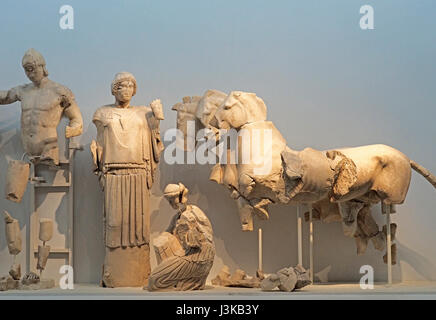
<box><xmin>0</xmin><ymin>48</ymin><xmax>83</xmax><ymax>165</ymax></box>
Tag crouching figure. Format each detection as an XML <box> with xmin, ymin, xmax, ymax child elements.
<box><xmin>147</xmin><ymin>183</ymin><xmax>215</xmax><ymax>291</ymax></box>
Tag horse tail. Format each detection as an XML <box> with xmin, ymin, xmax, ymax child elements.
<box><xmin>410</xmin><ymin>160</ymin><xmax>436</xmax><ymax>189</ymax></box>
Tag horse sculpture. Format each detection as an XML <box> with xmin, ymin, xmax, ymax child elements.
<box><xmin>172</xmin><ymin>90</ymin><xmax>436</xmax><ymax>262</ymax></box>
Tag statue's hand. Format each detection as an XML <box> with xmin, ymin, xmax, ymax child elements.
<box><xmin>98</xmin><ymin>172</ymin><xmax>105</xmax><ymax>190</ymax></box>
<box><xmin>65</xmin><ymin>124</ymin><xmax>82</xmax><ymax>138</ymax></box>
<box><xmin>150</xmin><ymin>99</ymin><xmax>164</xmax><ymax>120</ymax></box>
<box><xmin>229</xmin><ymin>188</ymin><xmax>241</xmax><ymax>199</ymax></box>
<box><xmin>90</xmin><ymin>140</ymin><xmax>98</xmax><ymax>168</ymax></box>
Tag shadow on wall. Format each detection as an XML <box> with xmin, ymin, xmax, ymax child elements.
<box><xmin>73</xmin><ymin>122</ymin><xmax>105</xmax><ymax>284</ymax></box>
<box><xmin>397</xmin><ymin>241</ymin><xmax>436</xmax><ymax>281</ymax></box>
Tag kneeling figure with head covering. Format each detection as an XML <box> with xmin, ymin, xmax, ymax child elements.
<box><xmin>147</xmin><ymin>183</ymin><xmax>215</xmax><ymax>291</ymax></box>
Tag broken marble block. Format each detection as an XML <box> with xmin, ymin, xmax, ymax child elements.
<box><xmin>261</xmin><ymin>273</ymin><xmax>281</xmax><ymax>291</ymax></box>
<box><xmin>39</xmin><ymin>218</ymin><xmax>53</xmax><ymax>242</ymax></box>
<box><xmin>153</xmin><ymin>231</ymin><xmax>184</xmax><ymax>265</ymax></box>
<box><xmin>256</xmin><ymin>269</ymin><xmax>265</xmax><ymax>281</ymax></box>
<box><xmin>5</xmin><ymin>160</ymin><xmax>30</xmax><ymax>203</ymax></box>
<box><xmin>211</xmin><ymin>266</ymin><xmax>231</xmax><ymax>286</ymax></box>
<box><xmin>261</xmin><ymin>265</ymin><xmax>311</xmax><ymax>292</ymax></box>
<box><xmin>277</xmin><ymin>269</ymin><xmax>298</xmax><ymax>292</ymax></box>
<box><xmin>37</xmin><ymin>245</ymin><xmax>51</xmax><ymax>271</ymax></box>
<box><xmin>294</xmin><ymin>264</ymin><xmax>311</xmax><ymax>289</ymax></box>
<box><xmin>9</xmin><ymin>264</ymin><xmax>21</xmax><ymax>280</ymax></box>
<box><xmin>19</xmin><ymin>279</ymin><xmax>55</xmax><ymax>290</ymax></box>
<box><xmin>4</xmin><ymin>211</ymin><xmax>22</xmax><ymax>255</ymax></box>
<box><xmin>0</xmin><ymin>276</ymin><xmax>19</xmax><ymax>291</ymax></box>
<box><xmin>355</xmin><ymin>236</ymin><xmax>369</xmax><ymax>256</ymax></box>
<box><xmin>211</xmin><ymin>266</ymin><xmax>261</xmax><ymax>288</ymax></box>
<box><xmin>230</xmin><ymin>269</ymin><xmax>246</xmax><ymax>281</ymax></box>
<box><xmin>371</xmin><ymin>231</ymin><xmax>386</xmax><ymax>252</ymax></box>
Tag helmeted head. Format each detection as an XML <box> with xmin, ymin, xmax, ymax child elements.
<box><xmin>215</xmin><ymin>91</ymin><xmax>267</xmax><ymax>130</ymax></box>
<box><xmin>163</xmin><ymin>183</ymin><xmax>189</xmax><ymax>210</ymax></box>
<box><xmin>22</xmin><ymin>48</ymin><xmax>48</xmax><ymax>84</ymax></box>
<box><xmin>111</xmin><ymin>72</ymin><xmax>137</xmax><ymax>104</ymax></box>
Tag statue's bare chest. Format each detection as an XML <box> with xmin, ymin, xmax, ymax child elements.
<box><xmin>20</xmin><ymin>87</ymin><xmax>62</xmax><ymax>114</ymax></box>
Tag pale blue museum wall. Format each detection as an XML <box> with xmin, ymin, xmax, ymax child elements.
<box><xmin>0</xmin><ymin>0</ymin><xmax>435</xmax><ymax>283</ymax></box>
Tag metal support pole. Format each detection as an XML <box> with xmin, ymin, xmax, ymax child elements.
<box><xmin>258</xmin><ymin>228</ymin><xmax>263</xmax><ymax>272</ymax></box>
<box><xmin>309</xmin><ymin>204</ymin><xmax>314</xmax><ymax>283</ymax></box>
<box><xmin>68</xmin><ymin>143</ymin><xmax>74</xmax><ymax>270</ymax></box>
<box><xmin>28</xmin><ymin>162</ymin><xmax>36</xmax><ymax>274</ymax></box>
<box><xmin>385</xmin><ymin>203</ymin><xmax>392</xmax><ymax>286</ymax></box>
<box><xmin>297</xmin><ymin>205</ymin><xmax>303</xmax><ymax>266</ymax></box>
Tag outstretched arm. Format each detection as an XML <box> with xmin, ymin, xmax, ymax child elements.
<box><xmin>0</xmin><ymin>87</ymin><xmax>20</xmax><ymax>105</ymax></box>
<box><xmin>63</xmin><ymin>94</ymin><xmax>83</xmax><ymax>138</ymax></box>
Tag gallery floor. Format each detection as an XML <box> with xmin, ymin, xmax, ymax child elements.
<box><xmin>0</xmin><ymin>281</ymin><xmax>435</xmax><ymax>299</ymax></box>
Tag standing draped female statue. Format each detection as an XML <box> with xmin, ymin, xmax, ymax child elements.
<box><xmin>91</xmin><ymin>72</ymin><xmax>164</xmax><ymax>287</ymax></box>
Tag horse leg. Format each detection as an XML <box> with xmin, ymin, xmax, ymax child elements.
<box><xmin>237</xmin><ymin>197</ymin><xmax>254</xmax><ymax>231</ymax></box>
<box><xmin>338</xmin><ymin>201</ymin><xmax>365</xmax><ymax>238</ymax></box>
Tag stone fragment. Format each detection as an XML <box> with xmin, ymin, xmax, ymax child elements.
<box><xmin>277</xmin><ymin>268</ymin><xmax>297</xmax><ymax>292</ymax></box>
<box><xmin>37</xmin><ymin>245</ymin><xmax>51</xmax><ymax>271</ymax></box>
<box><xmin>371</xmin><ymin>231</ymin><xmax>386</xmax><ymax>251</ymax></box>
<box><xmin>357</xmin><ymin>205</ymin><xmax>379</xmax><ymax>238</ymax></box>
<box><xmin>256</xmin><ymin>269</ymin><xmax>265</xmax><ymax>281</ymax></box>
<box><xmin>9</xmin><ymin>264</ymin><xmax>21</xmax><ymax>280</ymax></box>
<box><xmin>211</xmin><ymin>266</ymin><xmax>261</xmax><ymax>288</ymax></box>
<box><xmin>355</xmin><ymin>236</ymin><xmax>369</xmax><ymax>255</ymax></box>
<box><xmin>19</xmin><ymin>279</ymin><xmax>55</xmax><ymax>290</ymax></box>
<box><xmin>294</xmin><ymin>264</ymin><xmax>311</xmax><ymax>289</ymax></box>
<box><xmin>211</xmin><ymin>266</ymin><xmax>231</xmax><ymax>286</ymax></box>
<box><xmin>230</xmin><ymin>269</ymin><xmax>246</xmax><ymax>281</ymax></box>
<box><xmin>0</xmin><ymin>276</ymin><xmax>19</xmax><ymax>291</ymax></box>
<box><xmin>5</xmin><ymin>160</ymin><xmax>30</xmax><ymax>203</ymax></box>
<box><xmin>4</xmin><ymin>211</ymin><xmax>22</xmax><ymax>255</ymax></box>
<box><xmin>332</xmin><ymin>155</ymin><xmax>358</xmax><ymax>200</ymax></box>
<box><xmin>260</xmin><ymin>273</ymin><xmax>280</xmax><ymax>291</ymax></box>
<box><xmin>39</xmin><ymin>218</ymin><xmax>53</xmax><ymax>242</ymax></box>
<box><xmin>261</xmin><ymin>265</ymin><xmax>310</xmax><ymax>292</ymax></box>
<box><xmin>153</xmin><ymin>232</ymin><xmax>184</xmax><ymax>265</ymax></box>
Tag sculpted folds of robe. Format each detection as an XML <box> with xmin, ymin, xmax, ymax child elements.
<box><xmin>92</xmin><ymin>105</ymin><xmax>163</xmax><ymax>287</ymax></box>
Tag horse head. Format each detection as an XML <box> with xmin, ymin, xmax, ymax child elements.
<box><xmin>172</xmin><ymin>89</ymin><xmax>227</xmax><ymax>151</ymax></box>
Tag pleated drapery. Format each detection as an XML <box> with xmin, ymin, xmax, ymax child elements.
<box><xmin>104</xmin><ymin>168</ymin><xmax>150</xmax><ymax>249</ymax></box>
